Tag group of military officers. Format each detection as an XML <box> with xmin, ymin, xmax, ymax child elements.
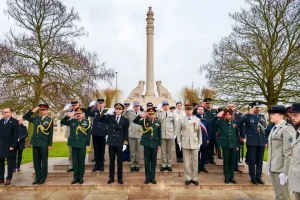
<box><xmin>2</xmin><ymin>97</ymin><xmax>300</xmax><ymax>200</ymax></box>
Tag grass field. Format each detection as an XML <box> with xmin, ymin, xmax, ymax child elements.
<box><xmin>20</xmin><ymin>142</ymin><xmax>91</xmax><ymax>165</ymax></box>
<box><xmin>240</xmin><ymin>145</ymin><xmax>268</xmax><ymax>162</ymax></box>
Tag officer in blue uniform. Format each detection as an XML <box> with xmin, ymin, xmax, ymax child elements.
<box><xmin>237</xmin><ymin>101</ymin><xmax>267</xmax><ymax>184</ymax></box>
<box><xmin>86</xmin><ymin>99</ymin><xmax>108</xmax><ymax>172</ymax></box>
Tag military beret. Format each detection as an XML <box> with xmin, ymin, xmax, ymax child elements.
<box><xmin>114</xmin><ymin>103</ymin><xmax>124</xmax><ymax>110</ymax></box>
<box><xmin>38</xmin><ymin>104</ymin><xmax>49</xmax><ymax>110</ymax></box>
<box><xmin>97</xmin><ymin>99</ymin><xmax>105</xmax><ymax>103</ymax></box>
<box><xmin>223</xmin><ymin>108</ymin><xmax>233</xmax><ymax>115</ymax></box>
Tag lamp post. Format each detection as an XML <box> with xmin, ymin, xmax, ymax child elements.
<box><xmin>115</xmin><ymin>72</ymin><xmax>118</xmax><ymax>103</ymax></box>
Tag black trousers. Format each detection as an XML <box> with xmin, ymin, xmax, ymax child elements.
<box><xmin>33</xmin><ymin>146</ymin><xmax>48</xmax><ymax>182</ymax></box>
<box><xmin>246</xmin><ymin>145</ymin><xmax>264</xmax><ymax>180</ymax></box>
<box><xmin>93</xmin><ymin>135</ymin><xmax>106</xmax><ymax>169</ymax></box>
<box><xmin>15</xmin><ymin>149</ymin><xmax>23</xmax><ymax>168</ymax></box>
<box><xmin>208</xmin><ymin>132</ymin><xmax>216</xmax><ymax>161</ymax></box>
<box><xmin>144</xmin><ymin>146</ymin><xmax>158</xmax><ymax>181</ymax></box>
<box><xmin>198</xmin><ymin>145</ymin><xmax>208</xmax><ymax>171</ymax></box>
<box><xmin>0</xmin><ymin>157</ymin><xmax>15</xmax><ymax>180</ymax></box>
<box><xmin>108</xmin><ymin>145</ymin><xmax>123</xmax><ymax>181</ymax></box>
<box><xmin>175</xmin><ymin>138</ymin><xmax>183</xmax><ymax>159</ymax></box>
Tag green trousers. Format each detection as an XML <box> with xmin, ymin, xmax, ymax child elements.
<box><xmin>32</xmin><ymin>146</ymin><xmax>48</xmax><ymax>182</ymax></box>
<box><xmin>144</xmin><ymin>146</ymin><xmax>158</xmax><ymax>181</ymax></box>
<box><xmin>222</xmin><ymin>146</ymin><xmax>236</xmax><ymax>180</ymax></box>
<box><xmin>72</xmin><ymin>147</ymin><xmax>86</xmax><ymax>180</ymax></box>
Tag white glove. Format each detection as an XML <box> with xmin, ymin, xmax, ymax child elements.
<box><xmin>178</xmin><ymin>143</ymin><xmax>181</xmax><ymax>151</ymax></box>
<box><xmin>105</xmin><ymin>135</ymin><xmax>108</xmax><ymax>142</ymax></box>
<box><xmin>174</xmin><ymin>135</ymin><xmax>176</xmax><ymax>140</ymax></box>
<box><xmin>122</xmin><ymin>145</ymin><xmax>127</xmax><ymax>152</ymax></box>
<box><xmin>63</xmin><ymin>103</ymin><xmax>71</xmax><ymax>111</ymax></box>
<box><xmin>106</xmin><ymin>108</ymin><xmax>115</xmax><ymax>115</ymax></box>
<box><xmin>157</xmin><ymin>103</ymin><xmax>162</xmax><ymax>110</ymax></box>
<box><xmin>278</xmin><ymin>173</ymin><xmax>288</xmax><ymax>186</ymax></box>
<box><xmin>267</xmin><ymin>170</ymin><xmax>271</xmax><ymax>180</ymax></box>
<box><xmin>198</xmin><ymin>144</ymin><xmax>201</xmax><ymax>151</ymax></box>
<box><xmin>89</xmin><ymin>101</ymin><xmax>96</xmax><ymax>107</ymax></box>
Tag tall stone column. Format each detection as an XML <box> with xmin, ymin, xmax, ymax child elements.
<box><xmin>145</xmin><ymin>6</ymin><xmax>155</xmax><ymax>97</ymax></box>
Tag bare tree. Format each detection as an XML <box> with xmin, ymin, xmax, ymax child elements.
<box><xmin>199</xmin><ymin>0</ymin><xmax>300</xmax><ymax>109</ymax></box>
<box><xmin>0</xmin><ymin>0</ymin><xmax>114</xmax><ymax>112</ymax></box>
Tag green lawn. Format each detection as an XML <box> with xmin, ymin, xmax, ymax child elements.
<box><xmin>240</xmin><ymin>145</ymin><xmax>268</xmax><ymax>161</ymax></box>
<box><xmin>21</xmin><ymin>142</ymin><xmax>91</xmax><ymax>165</ymax></box>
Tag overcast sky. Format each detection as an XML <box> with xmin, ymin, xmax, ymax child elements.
<box><xmin>0</xmin><ymin>0</ymin><xmax>248</xmax><ymax>102</ymax></box>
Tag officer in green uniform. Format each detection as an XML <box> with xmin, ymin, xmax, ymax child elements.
<box><xmin>216</xmin><ymin>108</ymin><xmax>239</xmax><ymax>184</ymax></box>
<box><xmin>133</xmin><ymin>108</ymin><xmax>161</xmax><ymax>184</ymax></box>
<box><xmin>60</xmin><ymin>107</ymin><xmax>91</xmax><ymax>184</ymax></box>
<box><xmin>23</xmin><ymin>104</ymin><xmax>53</xmax><ymax>185</ymax></box>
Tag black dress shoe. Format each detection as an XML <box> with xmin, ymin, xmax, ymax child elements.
<box><xmin>229</xmin><ymin>179</ymin><xmax>237</xmax><ymax>184</ymax></box>
<box><xmin>251</xmin><ymin>179</ymin><xmax>258</xmax><ymax>184</ymax></box>
<box><xmin>118</xmin><ymin>180</ymin><xmax>123</xmax><ymax>184</ymax></box>
<box><xmin>151</xmin><ymin>180</ymin><xmax>157</xmax><ymax>184</ymax></box>
<box><xmin>185</xmin><ymin>180</ymin><xmax>191</xmax><ymax>185</ymax></box>
<box><xmin>130</xmin><ymin>167</ymin><xmax>135</xmax><ymax>172</ymax></box>
<box><xmin>38</xmin><ymin>180</ymin><xmax>45</xmax><ymax>185</ymax></box>
<box><xmin>160</xmin><ymin>167</ymin><xmax>166</xmax><ymax>172</ymax></box>
<box><xmin>92</xmin><ymin>166</ymin><xmax>99</xmax><ymax>172</ymax></box>
<box><xmin>67</xmin><ymin>168</ymin><xmax>74</xmax><ymax>172</ymax></box>
<box><xmin>198</xmin><ymin>170</ymin><xmax>201</xmax><ymax>173</ymax></box>
<box><xmin>79</xmin><ymin>179</ymin><xmax>84</xmax><ymax>184</ymax></box>
<box><xmin>177</xmin><ymin>158</ymin><xmax>180</xmax><ymax>163</ymax></box>
<box><xmin>256</xmin><ymin>179</ymin><xmax>265</xmax><ymax>185</ymax></box>
<box><xmin>166</xmin><ymin>167</ymin><xmax>172</xmax><ymax>172</ymax></box>
<box><xmin>192</xmin><ymin>180</ymin><xmax>199</xmax><ymax>185</ymax></box>
<box><xmin>218</xmin><ymin>156</ymin><xmax>223</xmax><ymax>159</ymax></box>
<box><xmin>224</xmin><ymin>179</ymin><xmax>229</xmax><ymax>184</ymax></box>
<box><xmin>135</xmin><ymin>167</ymin><xmax>140</xmax><ymax>172</ymax></box>
<box><xmin>99</xmin><ymin>167</ymin><xmax>104</xmax><ymax>172</ymax></box>
<box><xmin>201</xmin><ymin>168</ymin><xmax>209</xmax><ymax>173</ymax></box>
<box><xmin>32</xmin><ymin>180</ymin><xmax>39</xmax><ymax>185</ymax></box>
<box><xmin>71</xmin><ymin>179</ymin><xmax>77</xmax><ymax>184</ymax></box>
<box><xmin>210</xmin><ymin>161</ymin><xmax>216</xmax><ymax>164</ymax></box>
<box><xmin>180</xmin><ymin>158</ymin><xmax>183</xmax><ymax>163</ymax></box>
<box><xmin>107</xmin><ymin>179</ymin><xmax>114</xmax><ymax>184</ymax></box>
<box><xmin>145</xmin><ymin>180</ymin><xmax>150</xmax><ymax>184</ymax></box>
<box><xmin>234</xmin><ymin>169</ymin><xmax>243</xmax><ymax>173</ymax></box>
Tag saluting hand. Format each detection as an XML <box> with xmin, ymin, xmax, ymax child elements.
<box><xmin>67</xmin><ymin>111</ymin><xmax>75</xmax><ymax>118</ymax></box>
<box><xmin>140</xmin><ymin>112</ymin><xmax>147</xmax><ymax>118</ymax></box>
<box><xmin>32</xmin><ymin>107</ymin><xmax>40</xmax><ymax>113</ymax></box>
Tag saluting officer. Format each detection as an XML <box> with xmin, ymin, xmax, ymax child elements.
<box><xmin>133</xmin><ymin>108</ymin><xmax>161</xmax><ymax>184</ymax></box>
<box><xmin>267</xmin><ymin>105</ymin><xmax>295</xmax><ymax>200</ymax></box>
<box><xmin>216</xmin><ymin>108</ymin><xmax>239</xmax><ymax>184</ymax></box>
<box><xmin>102</xmin><ymin>103</ymin><xmax>129</xmax><ymax>185</ymax></box>
<box><xmin>23</xmin><ymin>104</ymin><xmax>53</xmax><ymax>185</ymax></box>
<box><xmin>57</xmin><ymin>100</ymin><xmax>80</xmax><ymax>172</ymax></box>
<box><xmin>176</xmin><ymin>104</ymin><xmax>202</xmax><ymax>185</ymax></box>
<box><xmin>61</xmin><ymin>107</ymin><xmax>91</xmax><ymax>184</ymax></box>
<box><xmin>237</xmin><ymin>101</ymin><xmax>267</xmax><ymax>184</ymax></box>
<box><xmin>123</xmin><ymin>101</ymin><xmax>143</xmax><ymax>172</ymax></box>
<box><xmin>156</xmin><ymin>100</ymin><xmax>176</xmax><ymax>172</ymax></box>
<box><xmin>86</xmin><ymin>99</ymin><xmax>108</xmax><ymax>172</ymax></box>
<box><xmin>287</xmin><ymin>103</ymin><xmax>300</xmax><ymax>200</ymax></box>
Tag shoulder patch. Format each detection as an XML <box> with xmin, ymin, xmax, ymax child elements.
<box><xmin>288</xmin><ymin>137</ymin><xmax>293</xmax><ymax>143</ymax></box>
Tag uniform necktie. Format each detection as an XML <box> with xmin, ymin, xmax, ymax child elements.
<box><xmin>188</xmin><ymin>117</ymin><xmax>191</xmax><ymax>120</ymax></box>
<box><xmin>166</xmin><ymin>112</ymin><xmax>167</xmax><ymax>117</ymax></box>
<box><xmin>4</xmin><ymin>119</ymin><xmax>8</xmax><ymax>124</ymax></box>
<box><xmin>116</xmin><ymin>117</ymin><xmax>119</xmax><ymax>123</ymax></box>
<box><xmin>273</xmin><ymin>126</ymin><xmax>277</xmax><ymax>132</ymax></box>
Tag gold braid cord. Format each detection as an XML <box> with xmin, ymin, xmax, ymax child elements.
<box><xmin>37</xmin><ymin>119</ymin><xmax>53</xmax><ymax>135</ymax></box>
<box><xmin>141</xmin><ymin>118</ymin><xmax>154</xmax><ymax>137</ymax></box>
<box><xmin>76</xmin><ymin>120</ymin><xmax>91</xmax><ymax>135</ymax></box>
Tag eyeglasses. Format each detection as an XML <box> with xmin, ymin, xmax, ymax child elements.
<box><xmin>148</xmin><ymin>113</ymin><xmax>154</xmax><ymax>115</ymax></box>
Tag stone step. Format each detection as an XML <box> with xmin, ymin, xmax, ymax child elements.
<box><xmin>53</xmin><ymin>162</ymin><xmax>246</xmax><ymax>171</ymax></box>
<box><xmin>3</xmin><ymin>174</ymin><xmax>272</xmax><ymax>191</ymax></box>
<box><xmin>44</xmin><ymin>170</ymin><xmax>247</xmax><ymax>177</ymax></box>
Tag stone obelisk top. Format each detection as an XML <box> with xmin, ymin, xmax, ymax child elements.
<box><xmin>144</xmin><ymin>6</ymin><xmax>155</xmax><ymax>97</ymax></box>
